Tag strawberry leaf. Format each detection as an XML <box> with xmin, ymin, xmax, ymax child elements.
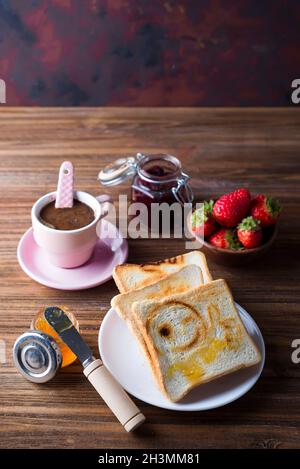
<box><xmin>203</xmin><ymin>200</ymin><xmax>214</xmax><ymax>215</ymax></box>
<box><xmin>266</xmin><ymin>197</ymin><xmax>281</xmax><ymax>217</ymax></box>
<box><xmin>225</xmin><ymin>230</ymin><xmax>244</xmax><ymax>250</ymax></box>
<box><xmin>238</xmin><ymin>216</ymin><xmax>260</xmax><ymax>232</ymax></box>
<box><xmin>191</xmin><ymin>208</ymin><xmax>206</xmax><ymax>228</ymax></box>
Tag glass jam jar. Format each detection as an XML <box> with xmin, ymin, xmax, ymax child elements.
<box><xmin>98</xmin><ymin>153</ymin><xmax>193</xmax><ymax>231</ymax></box>
<box><xmin>31</xmin><ymin>306</ymin><xmax>79</xmax><ymax>368</ymax></box>
<box><xmin>131</xmin><ymin>153</ymin><xmax>193</xmax><ymax>207</ymax></box>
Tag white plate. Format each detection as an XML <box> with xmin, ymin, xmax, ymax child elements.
<box><xmin>99</xmin><ymin>304</ymin><xmax>265</xmax><ymax>411</ymax></box>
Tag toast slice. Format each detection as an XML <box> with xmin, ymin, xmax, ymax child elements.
<box><xmin>111</xmin><ymin>265</ymin><xmax>205</xmax><ymax>373</ymax></box>
<box><xmin>112</xmin><ymin>250</ymin><xmax>212</xmax><ymax>293</ymax></box>
<box><xmin>112</xmin><ymin>264</ymin><xmax>204</xmax><ymax>322</ymax></box>
<box><xmin>132</xmin><ymin>279</ymin><xmax>261</xmax><ymax>402</ymax></box>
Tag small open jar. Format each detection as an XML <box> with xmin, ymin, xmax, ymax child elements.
<box><xmin>31</xmin><ymin>307</ymin><xmax>79</xmax><ymax>367</ymax></box>
<box><xmin>98</xmin><ymin>153</ymin><xmax>193</xmax><ymax>229</ymax></box>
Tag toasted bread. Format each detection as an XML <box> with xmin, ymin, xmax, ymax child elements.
<box><xmin>112</xmin><ymin>264</ymin><xmax>204</xmax><ymax>322</ymax></box>
<box><xmin>111</xmin><ymin>265</ymin><xmax>205</xmax><ymax>382</ymax></box>
<box><xmin>112</xmin><ymin>250</ymin><xmax>212</xmax><ymax>293</ymax></box>
<box><xmin>132</xmin><ymin>279</ymin><xmax>262</xmax><ymax>402</ymax></box>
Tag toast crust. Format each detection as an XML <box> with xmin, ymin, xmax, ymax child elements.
<box><xmin>112</xmin><ymin>267</ymin><xmax>128</xmax><ymax>293</ymax></box>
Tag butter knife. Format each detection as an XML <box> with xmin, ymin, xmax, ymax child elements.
<box><xmin>44</xmin><ymin>306</ymin><xmax>145</xmax><ymax>432</ymax></box>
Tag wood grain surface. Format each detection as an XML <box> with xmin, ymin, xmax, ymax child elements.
<box><xmin>0</xmin><ymin>107</ymin><xmax>299</xmax><ymax>449</ymax></box>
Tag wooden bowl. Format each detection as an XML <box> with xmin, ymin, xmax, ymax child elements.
<box><xmin>188</xmin><ymin>212</ymin><xmax>278</xmax><ymax>266</ymax></box>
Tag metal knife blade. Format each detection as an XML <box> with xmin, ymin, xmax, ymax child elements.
<box><xmin>44</xmin><ymin>307</ymin><xmax>93</xmax><ymax>367</ymax></box>
<box><xmin>44</xmin><ymin>307</ymin><xmax>145</xmax><ymax>431</ymax></box>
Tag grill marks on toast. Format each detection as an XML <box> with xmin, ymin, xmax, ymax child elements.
<box><xmin>140</xmin><ymin>255</ymin><xmax>183</xmax><ymax>267</ymax></box>
<box><xmin>132</xmin><ymin>279</ymin><xmax>261</xmax><ymax>402</ymax></box>
<box><xmin>112</xmin><ymin>251</ymin><xmax>212</xmax><ymax>293</ymax></box>
<box><xmin>111</xmin><ymin>264</ymin><xmax>205</xmax><ymax>395</ymax></box>
<box><xmin>145</xmin><ymin>300</ymin><xmax>207</xmax><ymax>354</ymax></box>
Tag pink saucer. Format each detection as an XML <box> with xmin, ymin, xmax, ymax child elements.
<box><xmin>17</xmin><ymin>221</ymin><xmax>128</xmax><ymax>290</ymax></box>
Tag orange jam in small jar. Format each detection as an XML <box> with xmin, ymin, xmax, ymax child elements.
<box><xmin>31</xmin><ymin>307</ymin><xmax>79</xmax><ymax>367</ymax></box>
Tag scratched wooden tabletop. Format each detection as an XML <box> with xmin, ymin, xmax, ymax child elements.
<box><xmin>0</xmin><ymin>108</ymin><xmax>299</xmax><ymax>449</ymax></box>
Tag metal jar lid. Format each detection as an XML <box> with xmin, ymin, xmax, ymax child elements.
<box><xmin>13</xmin><ymin>330</ymin><xmax>62</xmax><ymax>383</ymax></box>
<box><xmin>98</xmin><ymin>153</ymin><xmax>144</xmax><ymax>186</ymax></box>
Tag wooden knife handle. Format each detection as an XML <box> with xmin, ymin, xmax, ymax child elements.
<box><xmin>83</xmin><ymin>359</ymin><xmax>145</xmax><ymax>432</ymax></box>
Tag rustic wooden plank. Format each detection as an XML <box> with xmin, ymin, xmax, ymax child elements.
<box><xmin>0</xmin><ymin>107</ymin><xmax>299</xmax><ymax>449</ymax></box>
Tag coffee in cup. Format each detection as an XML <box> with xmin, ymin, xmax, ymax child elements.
<box><xmin>39</xmin><ymin>199</ymin><xmax>95</xmax><ymax>231</ymax></box>
<box><xmin>32</xmin><ymin>191</ymin><xmax>111</xmax><ymax>268</ymax></box>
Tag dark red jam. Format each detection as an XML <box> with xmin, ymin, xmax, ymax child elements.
<box><xmin>132</xmin><ymin>155</ymin><xmax>181</xmax><ymax>205</ymax></box>
<box><xmin>131</xmin><ymin>154</ymin><xmax>192</xmax><ymax>232</ymax></box>
<box><xmin>141</xmin><ymin>158</ymin><xmax>178</xmax><ymax>178</ymax></box>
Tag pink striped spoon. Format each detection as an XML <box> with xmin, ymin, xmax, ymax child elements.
<box><xmin>55</xmin><ymin>161</ymin><xmax>74</xmax><ymax>208</ymax></box>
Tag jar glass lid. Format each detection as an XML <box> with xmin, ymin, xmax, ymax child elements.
<box><xmin>98</xmin><ymin>156</ymin><xmax>139</xmax><ymax>186</ymax></box>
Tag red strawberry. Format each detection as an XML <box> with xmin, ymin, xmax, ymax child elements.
<box><xmin>237</xmin><ymin>216</ymin><xmax>262</xmax><ymax>248</ymax></box>
<box><xmin>208</xmin><ymin>228</ymin><xmax>243</xmax><ymax>250</ymax></box>
<box><xmin>213</xmin><ymin>188</ymin><xmax>251</xmax><ymax>227</ymax></box>
<box><xmin>251</xmin><ymin>195</ymin><xmax>281</xmax><ymax>227</ymax></box>
<box><xmin>191</xmin><ymin>200</ymin><xmax>217</xmax><ymax>238</ymax></box>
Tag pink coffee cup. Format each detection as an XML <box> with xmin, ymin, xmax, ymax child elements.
<box><xmin>32</xmin><ymin>191</ymin><xmax>111</xmax><ymax>268</ymax></box>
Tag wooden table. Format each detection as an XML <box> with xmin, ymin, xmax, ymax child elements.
<box><xmin>0</xmin><ymin>108</ymin><xmax>299</xmax><ymax>449</ymax></box>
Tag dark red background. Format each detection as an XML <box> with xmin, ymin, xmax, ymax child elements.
<box><xmin>0</xmin><ymin>0</ymin><xmax>299</xmax><ymax>106</ymax></box>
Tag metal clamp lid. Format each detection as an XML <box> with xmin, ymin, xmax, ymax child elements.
<box><xmin>98</xmin><ymin>156</ymin><xmax>138</xmax><ymax>186</ymax></box>
<box><xmin>172</xmin><ymin>172</ymin><xmax>194</xmax><ymax>205</ymax></box>
<box><xmin>13</xmin><ymin>330</ymin><xmax>62</xmax><ymax>383</ymax></box>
